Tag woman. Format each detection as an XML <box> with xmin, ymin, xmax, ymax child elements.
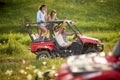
<box><xmin>47</xmin><ymin>9</ymin><xmax>58</xmax><ymax>20</ymax></box>
<box><xmin>47</xmin><ymin>9</ymin><xmax>58</xmax><ymax>38</ymax></box>
<box><xmin>37</xmin><ymin>4</ymin><xmax>48</xmax><ymax>41</ymax></box>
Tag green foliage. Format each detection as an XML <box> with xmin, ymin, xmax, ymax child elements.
<box><xmin>0</xmin><ymin>0</ymin><xmax>120</xmax><ymax>79</ymax></box>
<box><xmin>7</xmin><ymin>33</ymin><xmax>22</xmax><ymax>54</ymax></box>
<box><xmin>0</xmin><ymin>33</ymin><xmax>34</xmax><ymax>60</ymax></box>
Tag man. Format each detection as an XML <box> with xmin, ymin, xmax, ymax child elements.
<box><xmin>54</xmin><ymin>20</ymin><xmax>74</xmax><ymax>47</ymax></box>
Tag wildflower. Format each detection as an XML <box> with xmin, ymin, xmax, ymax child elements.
<box><xmin>26</xmin><ymin>66</ymin><xmax>30</xmax><ymax>70</ymax></box>
<box><xmin>33</xmin><ymin>69</ymin><xmax>39</xmax><ymax>73</ymax></box>
<box><xmin>51</xmin><ymin>65</ymin><xmax>56</xmax><ymax>70</ymax></box>
<box><xmin>37</xmin><ymin>71</ymin><xmax>43</xmax><ymax>78</ymax></box>
<box><xmin>42</xmin><ymin>61</ymin><xmax>47</xmax><ymax>65</ymax></box>
<box><xmin>20</xmin><ymin>69</ymin><xmax>25</xmax><ymax>74</ymax></box>
<box><xmin>22</xmin><ymin>59</ymin><xmax>26</xmax><ymax>64</ymax></box>
<box><xmin>3</xmin><ymin>41</ymin><xmax>5</xmax><ymax>43</ymax></box>
<box><xmin>48</xmin><ymin>70</ymin><xmax>56</xmax><ymax>78</ymax></box>
<box><xmin>100</xmin><ymin>0</ymin><xmax>104</xmax><ymax>2</ymax></box>
<box><xmin>5</xmin><ymin>70</ymin><xmax>13</xmax><ymax>76</ymax></box>
<box><xmin>24</xmin><ymin>71</ymin><xmax>27</xmax><ymax>75</ymax></box>
<box><xmin>119</xmin><ymin>32</ymin><xmax>120</xmax><ymax>35</ymax></box>
<box><xmin>32</xmin><ymin>66</ymin><xmax>36</xmax><ymax>69</ymax></box>
<box><xmin>27</xmin><ymin>74</ymin><xmax>32</xmax><ymax>80</ymax></box>
<box><xmin>20</xmin><ymin>69</ymin><xmax>27</xmax><ymax>75</ymax></box>
<box><xmin>60</xmin><ymin>58</ymin><xmax>63</xmax><ymax>60</ymax></box>
<box><xmin>26</xmin><ymin>65</ymin><xmax>36</xmax><ymax>70</ymax></box>
<box><xmin>30</xmin><ymin>65</ymin><xmax>36</xmax><ymax>69</ymax></box>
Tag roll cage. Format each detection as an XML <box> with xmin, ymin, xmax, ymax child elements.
<box><xmin>24</xmin><ymin>20</ymin><xmax>82</xmax><ymax>40</ymax></box>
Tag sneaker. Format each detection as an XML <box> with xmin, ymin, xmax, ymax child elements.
<box><xmin>39</xmin><ymin>37</ymin><xmax>45</xmax><ymax>42</ymax></box>
<box><xmin>44</xmin><ymin>37</ymin><xmax>51</xmax><ymax>41</ymax></box>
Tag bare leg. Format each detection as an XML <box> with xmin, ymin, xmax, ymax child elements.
<box><xmin>38</xmin><ymin>28</ymin><xmax>42</xmax><ymax>41</ymax></box>
<box><xmin>40</xmin><ymin>26</ymin><xmax>48</xmax><ymax>41</ymax></box>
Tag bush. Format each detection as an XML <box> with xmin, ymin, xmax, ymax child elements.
<box><xmin>0</xmin><ymin>33</ymin><xmax>30</xmax><ymax>55</ymax></box>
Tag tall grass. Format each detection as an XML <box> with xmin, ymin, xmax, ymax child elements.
<box><xmin>84</xmin><ymin>31</ymin><xmax>120</xmax><ymax>52</ymax></box>
<box><xmin>0</xmin><ymin>58</ymin><xmax>66</xmax><ymax>80</ymax></box>
<box><xmin>0</xmin><ymin>33</ymin><xmax>34</xmax><ymax>60</ymax></box>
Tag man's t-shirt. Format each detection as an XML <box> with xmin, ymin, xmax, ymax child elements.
<box><xmin>55</xmin><ymin>32</ymin><xmax>71</xmax><ymax>47</ymax></box>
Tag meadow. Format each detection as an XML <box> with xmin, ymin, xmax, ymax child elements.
<box><xmin>0</xmin><ymin>0</ymin><xmax>120</xmax><ymax>79</ymax></box>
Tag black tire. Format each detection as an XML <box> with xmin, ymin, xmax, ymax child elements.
<box><xmin>69</xmin><ymin>42</ymin><xmax>83</xmax><ymax>55</ymax></box>
<box><xmin>36</xmin><ymin>51</ymin><xmax>50</xmax><ymax>60</ymax></box>
<box><xmin>84</xmin><ymin>48</ymin><xmax>98</xmax><ymax>54</ymax></box>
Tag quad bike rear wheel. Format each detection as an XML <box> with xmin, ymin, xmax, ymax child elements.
<box><xmin>36</xmin><ymin>51</ymin><xmax>50</xmax><ymax>60</ymax></box>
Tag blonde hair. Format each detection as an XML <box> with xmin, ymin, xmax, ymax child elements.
<box><xmin>50</xmin><ymin>9</ymin><xmax>56</xmax><ymax>16</ymax></box>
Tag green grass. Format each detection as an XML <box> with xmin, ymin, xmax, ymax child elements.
<box><xmin>84</xmin><ymin>31</ymin><xmax>120</xmax><ymax>52</ymax></box>
<box><xmin>0</xmin><ymin>0</ymin><xmax>120</xmax><ymax>32</ymax></box>
<box><xmin>0</xmin><ymin>0</ymin><xmax>120</xmax><ymax>79</ymax></box>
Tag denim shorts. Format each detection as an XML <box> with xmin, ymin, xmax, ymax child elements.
<box><xmin>37</xmin><ymin>23</ymin><xmax>47</xmax><ymax>28</ymax></box>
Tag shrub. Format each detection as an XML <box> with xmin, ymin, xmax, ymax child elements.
<box><xmin>1</xmin><ymin>33</ymin><xmax>29</xmax><ymax>55</ymax></box>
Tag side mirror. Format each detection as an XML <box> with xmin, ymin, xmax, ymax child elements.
<box><xmin>112</xmin><ymin>39</ymin><xmax>120</xmax><ymax>58</ymax></box>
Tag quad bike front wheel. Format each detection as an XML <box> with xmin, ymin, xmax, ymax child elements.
<box><xmin>36</xmin><ymin>51</ymin><xmax>50</xmax><ymax>60</ymax></box>
<box><xmin>84</xmin><ymin>48</ymin><xmax>98</xmax><ymax>54</ymax></box>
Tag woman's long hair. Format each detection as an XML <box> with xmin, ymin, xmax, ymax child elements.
<box><xmin>38</xmin><ymin>4</ymin><xmax>46</xmax><ymax>11</ymax></box>
<box><xmin>50</xmin><ymin>9</ymin><xmax>56</xmax><ymax>16</ymax></box>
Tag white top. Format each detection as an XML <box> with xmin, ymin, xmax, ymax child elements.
<box><xmin>31</xmin><ymin>34</ymin><xmax>39</xmax><ymax>40</ymax></box>
<box><xmin>55</xmin><ymin>32</ymin><xmax>71</xmax><ymax>47</ymax></box>
<box><xmin>37</xmin><ymin>10</ymin><xmax>46</xmax><ymax>22</ymax></box>
<box><xmin>31</xmin><ymin>34</ymin><xmax>37</xmax><ymax>40</ymax></box>
<box><xmin>47</xmin><ymin>14</ymin><xmax>57</xmax><ymax>21</ymax></box>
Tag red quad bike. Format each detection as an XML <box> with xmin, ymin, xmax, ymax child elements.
<box><xmin>25</xmin><ymin>20</ymin><xmax>104</xmax><ymax>59</ymax></box>
<box><xmin>55</xmin><ymin>38</ymin><xmax>120</xmax><ymax>80</ymax></box>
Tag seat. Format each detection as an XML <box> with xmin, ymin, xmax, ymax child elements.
<box><xmin>53</xmin><ymin>38</ymin><xmax>68</xmax><ymax>50</ymax></box>
<box><xmin>29</xmin><ymin>34</ymin><xmax>51</xmax><ymax>42</ymax></box>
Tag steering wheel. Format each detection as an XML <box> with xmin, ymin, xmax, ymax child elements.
<box><xmin>73</xmin><ymin>33</ymin><xmax>78</xmax><ymax>40</ymax></box>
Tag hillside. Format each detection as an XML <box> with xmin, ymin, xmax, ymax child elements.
<box><xmin>0</xmin><ymin>0</ymin><xmax>120</xmax><ymax>33</ymax></box>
